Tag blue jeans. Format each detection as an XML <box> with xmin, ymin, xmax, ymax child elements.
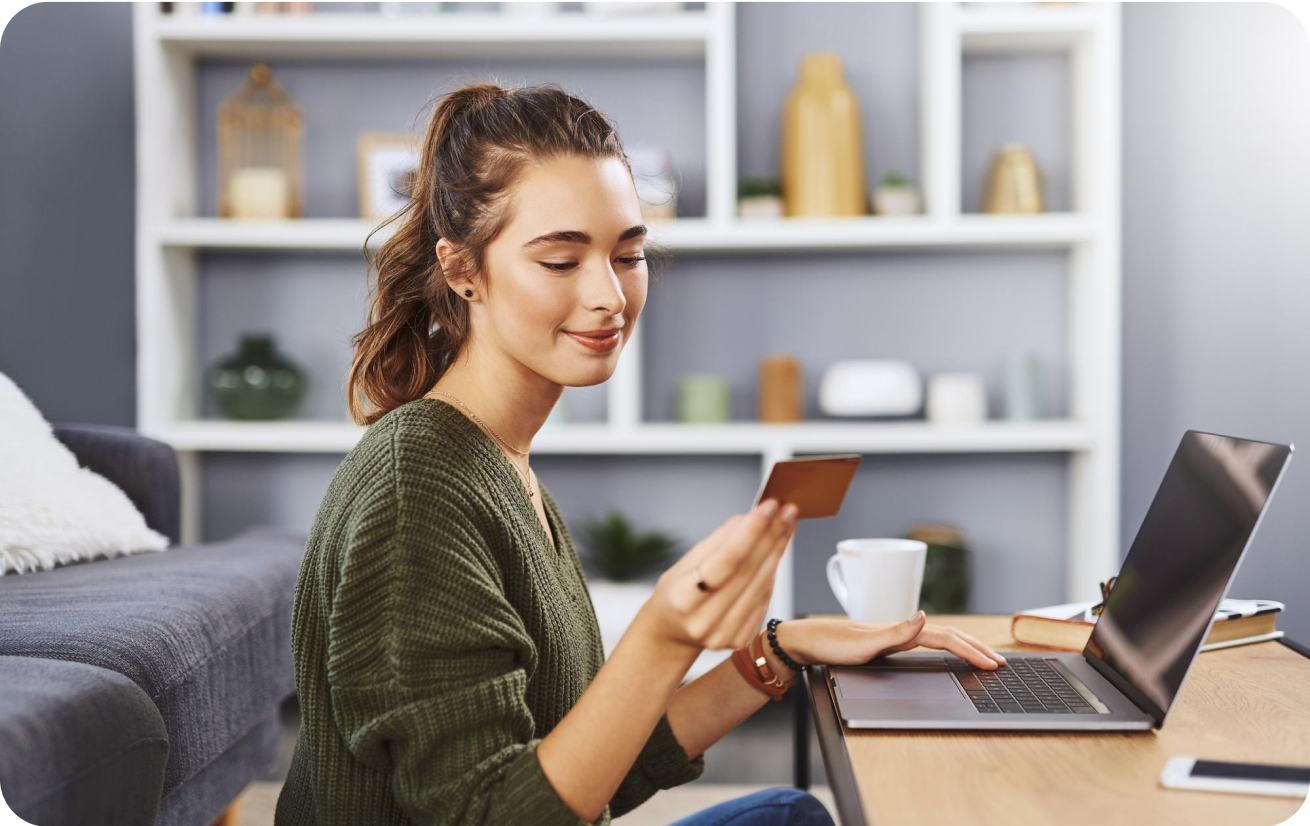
<box><xmin>666</xmin><ymin>787</ymin><xmax>836</xmax><ymax>826</ymax></box>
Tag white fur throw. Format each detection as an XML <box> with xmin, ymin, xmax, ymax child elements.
<box><xmin>0</xmin><ymin>372</ymin><xmax>170</xmax><ymax>575</ymax></box>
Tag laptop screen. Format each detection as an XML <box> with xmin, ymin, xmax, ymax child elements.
<box><xmin>1083</xmin><ymin>431</ymin><xmax>1293</xmax><ymax>723</ymax></box>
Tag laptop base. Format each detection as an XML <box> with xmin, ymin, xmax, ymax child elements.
<box><xmin>829</xmin><ymin>652</ymin><xmax>1156</xmax><ymax>731</ymax></box>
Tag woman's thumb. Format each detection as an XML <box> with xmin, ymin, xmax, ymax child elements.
<box><xmin>895</xmin><ymin>610</ymin><xmax>926</xmax><ymax>639</ymax></box>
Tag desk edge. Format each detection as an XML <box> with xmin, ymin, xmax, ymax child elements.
<box><xmin>796</xmin><ymin>616</ymin><xmax>1307</xmax><ymax>826</ymax></box>
<box><xmin>1279</xmin><ymin>636</ymin><xmax>1310</xmax><ymax>660</ymax></box>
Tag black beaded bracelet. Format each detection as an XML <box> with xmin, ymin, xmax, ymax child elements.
<box><xmin>766</xmin><ymin>618</ymin><xmax>808</xmax><ymax>673</ymax></box>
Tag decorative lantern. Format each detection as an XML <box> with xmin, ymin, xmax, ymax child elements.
<box><xmin>217</xmin><ymin>62</ymin><xmax>304</xmax><ymax>219</ymax></box>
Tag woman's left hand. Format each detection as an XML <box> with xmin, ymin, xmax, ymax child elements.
<box><xmin>777</xmin><ymin>613</ymin><xmax>1008</xmax><ymax>671</ymax></box>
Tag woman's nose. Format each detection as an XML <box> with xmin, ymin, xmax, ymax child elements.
<box><xmin>582</xmin><ymin>262</ymin><xmax>627</xmax><ymax>314</ymax></box>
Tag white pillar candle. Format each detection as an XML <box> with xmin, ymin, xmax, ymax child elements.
<box><xmin>229</xmin><ymin>166</ymin><xmax>289</xmax><ymax>219</ymax></box>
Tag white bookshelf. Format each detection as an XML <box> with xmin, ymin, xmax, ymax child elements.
<box><xmin>157</xmin><ymin>212</ymin><xmax>1097</xmax><ymax>252</ymax></box>
<box><xmin>152</xmin><ymin>9</ymin><xmax>719</xmax><ymax>59</ymax></box>
<box><xmin>152</xmin><ymin>418</ymin><xmax>1096</xmax><ymax>455</ymax></box>
<box><xmin>133</xmin><ymin>2</ymin><xmax>1122</xmax><ymax>683</ymax></box>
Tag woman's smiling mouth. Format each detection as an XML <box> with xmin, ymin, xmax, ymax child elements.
<box><xmin>563</xmin><ymin>328</ymin><xmax>621</xmax><ymax>352</ymax></box>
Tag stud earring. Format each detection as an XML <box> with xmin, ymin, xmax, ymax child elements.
<box><xmin>464</xmin><ymin>289</ymin><xmax>472</xmax><ymax>297</ymax></box>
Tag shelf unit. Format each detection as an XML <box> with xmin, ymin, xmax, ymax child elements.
<box><xmin>133</xmin><ymin>2</ymin><xmax>1122</xmax><ymax>682</ymax></box>
<box><xmin>157</xmin><ymin>212</ymin><xmax>1098</xmax><ymax>252</ymax></box>
<box><xmin>152</xmin><ymin>418</ymin><xmax>1097</xmax><ymax>455</ymax></box>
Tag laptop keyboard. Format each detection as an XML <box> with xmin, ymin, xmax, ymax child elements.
<box><xmin>947</xmin><ymin>657</ymin><xmax>1103</xmax><ymax>714</ymax></box>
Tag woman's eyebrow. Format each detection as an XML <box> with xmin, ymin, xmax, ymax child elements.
<box><xmin>521</xmin><ymin>225</ymin><xmax>647</xmax><ymax>251</ymax></box>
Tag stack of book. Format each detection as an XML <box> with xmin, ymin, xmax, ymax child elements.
<box><xmin>1011</xmin><ymin>598</ymin><xmax>1285</xmax><ymax>653</ymax></box>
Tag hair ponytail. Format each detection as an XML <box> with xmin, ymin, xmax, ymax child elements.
<box><xmin>345</xmin><ymin>77</ymin><xmax>667</xmax><ymax>427</ymax></box>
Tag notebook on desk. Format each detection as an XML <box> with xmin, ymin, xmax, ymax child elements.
<box><xmin>1010</xmin><ymin>597</ymin><xmax>1285</xmax><ymax>654</ymax></box>
<box><xmin>828</xmin><ymin>429</ymin><xmax>1294</xmax><ymax>731</ymax></box>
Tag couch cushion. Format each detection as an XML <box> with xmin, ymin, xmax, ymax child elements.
<box><xmin>0</xmin><ymin>526</ymin><xmax>304</xmax><ymax>798</ymax></box>
<box><xmin>155</xmin><ymin>709</ymin><xmax>283</xmax><ymax>826</ymax></box>
<box><xmin>51</xmin><ymin>422</ymin><xmax>182</xmax><ymax>546</ymax></box>
<box><xmin>0</xmin><ymin>377</ymin><xmax>171</xmax><ymax>574</ymax></box>
<box><xmin>0</xmin><ymin>655</ymin><xmax>169</xmax><ymax>826</ymax></box>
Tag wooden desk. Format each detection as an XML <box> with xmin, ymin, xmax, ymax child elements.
<box><xmin>795</xmin><ymin>613</ymin><xmax>1310</xmax><ymax>826</ymax></box>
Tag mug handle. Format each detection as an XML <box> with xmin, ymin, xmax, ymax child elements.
<box><xmin>826</xmin><ymin>554</ymin><xmax>849</xmax><ymax>615</ymax></box>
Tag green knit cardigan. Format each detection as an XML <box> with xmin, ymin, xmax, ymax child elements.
<box><xmin>274</xmin><ymin>397</ymin><xmax>705</xmax><ymax>825</ymax></box>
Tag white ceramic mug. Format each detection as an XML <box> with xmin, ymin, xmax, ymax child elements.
<box><xmin>826</xmin><ymin>538</ymin><xmax>927</xmax><ymax>621</ymax></box>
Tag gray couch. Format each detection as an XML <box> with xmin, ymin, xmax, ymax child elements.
<box><xmin>0</xmin><ymin>424</ymin><xmax>306</xmax><ymax>826</ymax></box>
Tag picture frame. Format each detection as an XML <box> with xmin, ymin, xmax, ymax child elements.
<box><xmin>356</xmin><ymin>132</ymin><xmax>421</xmax><ymax>222</ymax></box>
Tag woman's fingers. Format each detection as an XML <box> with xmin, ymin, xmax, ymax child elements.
<box><xmin>674</xmin><ymin>513</ymin><xmax>747</xmax><ymax>573</ymax></box>
<box><xmin>689</xmin><ymin>500</ymin><xmax>788</xmax><ymax>598</ymax></box>
<box><xmin>875</xmin><ymin>623</ymin><xmax>999</xmax><ymax>670</ymax></box>
<box><xmin>938</xmin><ymin>632</ymin><xmax>1001</xmax><ymax>669</ymax></box>
<box><xmin>741</xmin><ymin>538</ymin><xmax>790</xmax><ymax>636</ymax></box>
<box><xmin>663</xmin><ymin>511</ymin><xmax>772</xmax><ymax>628</ymax></box>
<box><xmin>960</xmin><ymin>642</ymin><xmax>1002</xmax><ymax>669</ymax></box>
<box><xmin>714</xmin><ymin>515</ymin><xmax>796</xmax><ymax>647</ymax></box>
<box><xmin>955</xmin><ymin>630</ymin><xmax>1008</xmax><ymax>665</ymax></box>
<box><xmin>695</xmin><ymin>504</ymin><xmax>796</xmax><ymax>648</ymax></box>
<box><xmin>697</xmin><ymin>504</ymin><xmax>793</xmax><ymax>613</ymax></box>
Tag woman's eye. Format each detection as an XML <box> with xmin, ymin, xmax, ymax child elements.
<box><xmin>538</xmin><ymin>257</ymin><xmax>645</xmax><ymax>273</ymax></box>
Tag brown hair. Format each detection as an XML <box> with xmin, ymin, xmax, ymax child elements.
<box><xmin>346</xmin><ymin>77</ymin><xmax>669</xmax><ymax>427</ymax></box>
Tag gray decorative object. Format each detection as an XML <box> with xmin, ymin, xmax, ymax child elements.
<box><xmin>1004</xmin><ymin>350</ymin><xmax>1044</xmax><ymax>420</ymax></box>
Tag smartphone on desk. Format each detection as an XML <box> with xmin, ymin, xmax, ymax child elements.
<box><xmin>1159</xmin><ymin>756</ymin><xmax>1310</xmax><ymax>798</ymax></box>
<box><xmin>753</xmin><ymin>454</ymin><xmax>861</xmax><ymax>519</ymax></box>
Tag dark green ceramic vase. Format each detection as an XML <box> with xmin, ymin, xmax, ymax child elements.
<box><xmin>208</xmin><ymin>333</ymin><xmax>306</xmax><ymax>420</ymax></box>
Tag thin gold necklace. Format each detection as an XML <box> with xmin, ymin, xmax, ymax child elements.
<box><xmin>424</xmin><ymin>389</ymin><xmax>534</xmax><ymax>499</ymax></box>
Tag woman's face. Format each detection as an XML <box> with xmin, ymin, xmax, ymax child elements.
<box><xmin>456</xmin><ymin>154</ymin><xmax>648</xmax><ymax>389</ymax></box>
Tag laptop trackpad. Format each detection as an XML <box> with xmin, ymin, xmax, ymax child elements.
<box><xmin>836</xmin><ymin>668</ymin><xmax>961</xmax><ymax>700</ymax></box>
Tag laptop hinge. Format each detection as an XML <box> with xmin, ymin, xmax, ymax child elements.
<box><xmin>1082</xmin><ymin>650</ymin><xmax>1165</xmax><ymax>726</ymax></box>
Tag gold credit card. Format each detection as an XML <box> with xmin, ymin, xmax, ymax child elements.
<box><xmin>752</xmin><ymin>454</ymin><xmax>861</xmax><ymax>519</ymax></box>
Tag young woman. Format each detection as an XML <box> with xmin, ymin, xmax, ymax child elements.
<box><xmin>274</xmin><ymin>80</ymin><xmax>1007</xmax><ymax>826</ymax></box>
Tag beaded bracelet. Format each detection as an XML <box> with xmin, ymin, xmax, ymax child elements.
<box><xmin>767</xmin><ymin>618</ymin><xmax>809</xmax><ymax>674</ymax></box>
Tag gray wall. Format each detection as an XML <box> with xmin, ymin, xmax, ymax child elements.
<box><xmin>1</xmin><ymin>2</ymin><xmax>1306</xmax><ymax>638</ymax></box>
<box><xmin>0</xmin><ymin>1</ymin><xmax>136</xmax><ymax>426</ymax></box>
<box><xmin>1120</xmin><ymin>2</ymin><xmax>1310</xmax><ymax>641</ymax></box>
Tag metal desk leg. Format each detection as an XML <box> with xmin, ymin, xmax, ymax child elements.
<box><xmin>794</xmin><ymin>681</ymin><xmax>810</xmax><ymax>789</ymax></box>
<box><xmin>793</xmin><ymin>612</ymin><xmax>811</xmax><ymax>790</ymax></box>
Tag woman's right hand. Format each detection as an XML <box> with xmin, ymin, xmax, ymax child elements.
<box><xmin>634</xmin><ymin>498</ymin><xmax>800</xmax><ymax>654</ymax></box>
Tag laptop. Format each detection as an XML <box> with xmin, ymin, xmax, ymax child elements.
<box><xmin>828</xmin><ymin>429</ymin><xmax>1294</xmax><ymax>731</ymax></box>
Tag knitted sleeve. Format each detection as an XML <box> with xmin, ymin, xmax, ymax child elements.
<box><xmin>323</xmin><ymin>435</ymin><xmax>608</xmax><ymax>826</ymax></box>
<box><xmin>609</xmin><ymin>711</ymin><xmax>706</xmax><ymax>818</ymax></box>
<box><xmin>552</xmin><ymin>510</ymin><xmax>707</xmax><ymax>818</ymax></box>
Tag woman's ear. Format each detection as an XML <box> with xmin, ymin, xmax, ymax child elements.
<box><xmin>435</xmin><ymin>237</ymin><xmax>453</xmax><ymax>271</ymax></box>
<box><xmin>436</xmin><ymin>238</ymin><xmax>474</xmax><ymax>299</ymax></box>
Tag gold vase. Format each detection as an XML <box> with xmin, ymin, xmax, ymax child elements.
<box><xmin>982</xmin><ymin>142</ymin><xmax>1044</xmax><ymax>213</ymax></box>
<box><xmin>781</xmin><ymin>52</ymin><xmax>867</xmax><ymax>217</ymax></box>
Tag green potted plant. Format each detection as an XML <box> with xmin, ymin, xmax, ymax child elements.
<box><xmin>577</xmin><ymin>510</ymin><xmax>682</xmax><ymax>657</ymax></box>
<box><xmin>578</xmin><ymin>510</ymin><xmax>679</xmax><ymax>581</ymax></box>
<box><xmin>737</xmin><ymin>176</ymin><xmax>784</xmax><ymax>219</ymax></box>
<box><xmin>871</xmin><ymin>169</ymin><xmax>922</xmax><ymax>216</ymax></box>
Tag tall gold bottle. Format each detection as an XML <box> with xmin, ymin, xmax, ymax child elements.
<box><xmin>781</xmin><ymin>52</ymin><xmax>867</xmax><ymax>217</ymax></box>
